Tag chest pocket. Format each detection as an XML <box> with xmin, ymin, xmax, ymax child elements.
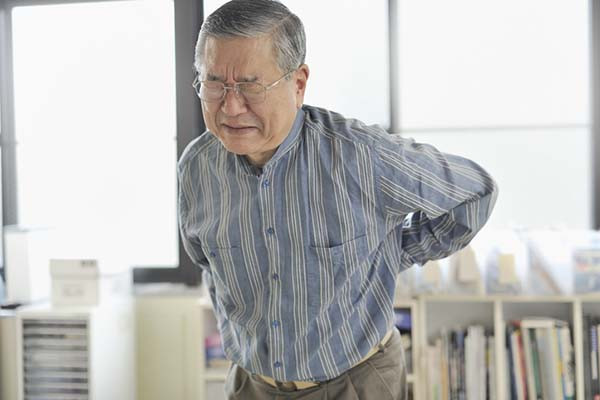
<box><xmin>202</xmin><ymin>245</ymin><xmax>254</xmax><ymax>323</ymax></box>
<box><xmin>306</xmin><ymin>235</ymin><xmax>370</xmax><ymax>313</ymax></box>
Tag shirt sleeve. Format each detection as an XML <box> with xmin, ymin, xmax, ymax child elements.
<box><xmin>375</xmin><ymin>135</ymin><xmax>499</xmax><ymax>266</ymax></box>
<box><xmin>177</xmin><ymin>160</ymin><xmax>209</xmax><ymax>270</ymax></box>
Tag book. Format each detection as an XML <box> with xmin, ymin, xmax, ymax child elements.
<box><xmin>593</xmin><ymin>320</ymin><xmax>600</xmax><ymax>400</ymax></box>
<box><xmin>549</xmin><ymin>325</ymin><xmax>565</xmax><ymax>399</ymax></box>
<box><xmin>520</xmin><ymin>317</ymin><xmax>568</xmax><ymax>330</ymax></box>
<box><xmin>558</xmin><ymin>325</ymin><xmax>575</xmax><ymax>399</ymax></box>
<box><xmin>488</xmin><ymin>336</ymin><xmax>496</xmax><ymax>400</ymax></box>
<box><xmin>456</xmin><ymin>329</ymin><xmax>466</xmax><ymax>400</ymax></box>
<box><xmin>441</xmin><ymin>329</ymin><xmax>450</xmax><ymax>400</ymax></box>
<box><xmin>466</xmin><ymin>325</ymin><xmax>485</xmax><ymax>400</ymax></box>
<box><xmin>584</xmin><ymin>316</ymin><xmax>593</xmax><ymax>400</ymax></box>
<box><xmin>529</xmin><ymin>328</ymin><xmax>543</xmax><ymax>400</ymax></box>
<box><xmin>522</xmin><ymin>326</ymin><xmax>537</xmax><ymax>400</ymax></box>
<box><xmin>429</xmin><ymin>340</ymin><xmax>442</xmax><ymax>400</ymax></box>
<box><xmin>509</xmin><ymin>327</ymin><xmax>525</xmax><ymax>400</ymax></box>
<box><xmin>516</xmin><ymin>329</ymin><xmax>529</xmax><ymax>400</ymax></box>
<box><xmin>506</xmin><ymin>327</ymin><xmax>517</xmax><ymax>400</ymax></box>
<box><xmin>536</xmin><ymin>327</ymin><xmax>556</xmax><ymax>400</ymax></box>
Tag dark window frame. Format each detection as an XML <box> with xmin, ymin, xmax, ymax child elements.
<box><xmin>0</xmin><ymin>0</ymin><xmax>205</xmax><ymax>286</ymax></box>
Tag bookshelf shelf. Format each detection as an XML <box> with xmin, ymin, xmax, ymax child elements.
<box><xmin>415</xmin><ymin>294</ymin><xmax>600</xmax><ymax>400</ymax></box>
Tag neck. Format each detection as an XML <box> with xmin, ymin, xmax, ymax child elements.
<box><xmin>245</xmin><ymin>149</ymin><xmax>277</xmax><ymax>168</ymax></box>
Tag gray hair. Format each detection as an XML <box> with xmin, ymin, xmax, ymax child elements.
<box><xmin>194</xmin><ymin>0</ymin><xmax>306</xmax><ymax>75</ymax></box>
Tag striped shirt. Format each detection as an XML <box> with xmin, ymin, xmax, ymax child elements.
<box><xmin>178</xmin><ymin>105</ymin><xmax>498</xmax><ymax>382</ymax></box>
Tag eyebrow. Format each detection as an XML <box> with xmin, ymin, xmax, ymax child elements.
<box><xmin>204</xmin><ymin>73</ymin><xmax>260</xmax><ymax>83</ymax></box>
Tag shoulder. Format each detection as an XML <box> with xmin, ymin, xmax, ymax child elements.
<box><xmin>301</xmin><ymin>104</ymin><xmax>413</xmax><ymax>153</ymax></box>
<box><xmin>177</xmin><ymin>130</ymin><xmax>220</xmax><ymax>174</ymax></box>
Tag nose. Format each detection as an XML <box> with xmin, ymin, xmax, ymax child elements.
<box><xmin>221</xmin><ymin>86</ymin><xmax>247</xmax><ymax>116</ymax></box>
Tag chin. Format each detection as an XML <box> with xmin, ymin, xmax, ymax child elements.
<box><xmin>221</xmin><ymin>140</ymin><xmax>256</xmax><ymax>156</ymax></box>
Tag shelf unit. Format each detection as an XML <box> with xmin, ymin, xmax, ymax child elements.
<box><xmin>197</xmin><ymin>298</ymin><xmax>420</xmax><ymax>400</ymax></box>
<box><xmin>416</xmin><ymin>294</ymin><xmax>600</xmax><ymax>400</ymax></box>
<box><xmin>138</xmin><ymin>289</ymin><xmax>600</xmax><ymax>400</ymax></box>
<box><xmin>198</xmin><ymin>298</ymin><xmax>230</xmax><ymax>399</ymax></box>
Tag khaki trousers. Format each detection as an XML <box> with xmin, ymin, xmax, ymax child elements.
<box><xmin>224</xmin><ymin>328</ymin><xmax>407</xmax><ymax>400</ymax></box>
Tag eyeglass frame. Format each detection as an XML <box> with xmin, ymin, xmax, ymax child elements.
<box><xmin>192</xmin><ymin>69</ymin><xmax>296</xmax><ymax>104</ymax></box>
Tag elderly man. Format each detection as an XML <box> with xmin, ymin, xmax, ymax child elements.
<box><xmin>178</xmin><ymin>1</ymin><xmax>498</xmax><ymax>399</ymax></box>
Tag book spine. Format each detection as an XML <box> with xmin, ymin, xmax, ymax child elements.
<box><xmin>584</xmin><ymin>316</ymin><xmax>593</xmax><ymax>400</ymax></box>
<box><xmin>536</xmin><ymin>328</ymin><xmax>554</xmax><ymax>400</ymax></box>
<box><xmin>506</xmin><ymin>326</ymin><xmax>518</xmax><ymax>400</ymax></box>
<box><xmin>442</xmin><ymin>329</ymin><xmax>450</xmax><ymax>400</ymax></box>
<box><xmin>489</xmin><ymin>335</ymin><xmax>497</xmax><ymax>400</ymax></box>
<box><xmin>511</xmin><ymin>329</ymin><xmax>524</xmax><ymax>400</ymax></box>
<box><xmin>458</xmin><ymin>329</ymin><xmax>466</xmax><ymax>400</ymax></box>
<box><xmin>592</xmin><ymin>321</ymin><xmax>599</xmax><ymax>400</ymax></box>
<box><xmin>522</xmin><ymin>327</ymin><xmax>537</xmax><ymax>400</ymax></box>
<box><xmin>478</xmin><ymin>329</ymin><xmax>486</xmax><ymax>400</ymax></box>
<box><xmin>450</xmin><ymin>330</ymin><xmax>457</xmax><ymax>400</ymax></box>
<box><xmin>550</xmin><ymin>326</ymin><xmax>564</xmax><ymax>399</ymax></box>
<box><xmin>559</xmin><ymin>326</ymin><xmax>574</xmax><ymax>399</ymax></box>
<box><xmin>529</xmin><ymin>329</ymin><xmax>543</xmax><ymax>400</ymax></box>
<box><xmin>516</xmin><ymin>329</ymin><xmax>529</xmax><ymax>400</ymax></box>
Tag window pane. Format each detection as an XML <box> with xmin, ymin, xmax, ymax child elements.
<box><xmin>203</xmin><ymin>0</ymin><xmax>390</xmax><ymax>127</ymax></box>
<box><xmin>12</xmin><ymin>0</ymin><xmax>177</xmax><ymax>266</ymax></box>
<box><xmin>398</xmin><ymin>0</ymin><xmax>590</xmax><ymax>128</ymax></box>
<box><xmin>406</xmin><ymin>127</ymin><xmax>592</xmax><ymax>229</ymax></box>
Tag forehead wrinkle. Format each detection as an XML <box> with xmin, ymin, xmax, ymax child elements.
<box><xmin>204</xmin><ymin>72</ymin><xmax>259</xmax><ymax>83</ymax></box>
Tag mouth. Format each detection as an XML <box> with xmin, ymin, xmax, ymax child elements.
<box><xmin>221</xmin><ymin>123</ymin><xmax>258</xmax><ymax>136</ymax></box>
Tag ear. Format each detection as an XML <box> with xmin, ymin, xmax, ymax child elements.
<box><xmin>294</xmin><ymin>64</ymin><xmax>310</xmax><ymax>108</ymax></box>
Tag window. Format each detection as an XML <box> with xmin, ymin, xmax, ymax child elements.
<box><xmin>1</xmin><ymin>0</ymin><xmax>204</xmax><ymax>285</ymax></box>
<box><xmin>395</xmin><ymin>0</ymin><xmax>591</xmax><ymax>229</ymax></box>
<box><xmin>12</xmin><ymin>0</ymin><xmax>177</xmax><ymax>264</ymax></box>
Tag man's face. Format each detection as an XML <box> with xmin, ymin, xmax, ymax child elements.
<box><xmin>199</xmin><ymin>35</ymin><xmax>309</xmax><ymax>167</ymax></box>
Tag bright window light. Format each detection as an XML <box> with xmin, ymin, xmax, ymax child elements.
<box><xmin>12</xmin><ymin>0</ymin><xmax>178</xmax><ymax>266</ymax></box>
<box><xmin>398</xmin><ymin>0</ymin><xmax>590</xmax><ymax>129</ymax></box>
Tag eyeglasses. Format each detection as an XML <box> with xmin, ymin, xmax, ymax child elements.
<box><xmin>192</xmin><ymin>70</ymin><xmax>294</xmax><ymax>104</ymax></box>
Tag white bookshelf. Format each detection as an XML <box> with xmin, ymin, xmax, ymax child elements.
<box><xmin>415</xmin><ymin>294</ymin><xmax>600</xmax><ymax>400</ymax></box>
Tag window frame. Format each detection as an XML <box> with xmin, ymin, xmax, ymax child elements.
<box><xmin>0</xmin><ymin>0</ymin><xmax>206</xmax><ymax>286</ymax></box>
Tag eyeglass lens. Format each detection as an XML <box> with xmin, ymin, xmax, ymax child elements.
<box><xmin>198</xmin><ymin>82</ymin><xmax>265</xmax><ymax>104</ymax></box>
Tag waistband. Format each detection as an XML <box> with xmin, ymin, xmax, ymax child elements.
<box><xmin>255</xmin><ymin>328</ymin><xmax>396</xmax><ymax>391</ymax></box>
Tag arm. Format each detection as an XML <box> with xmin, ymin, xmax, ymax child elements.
<box><xmin>376</xmin><ymin>135</ymin><xmax>498</xmax><ymax>266</ymax></box>
<box><xmin>177</xmin><ymin>161</ymin><xmax>209</xmax><ymax>270</ymax></box>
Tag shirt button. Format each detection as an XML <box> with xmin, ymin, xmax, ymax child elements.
<box><xmin>262</xmin><ymin>179</ymin><xmax>270</xmax><ymax>188</ymax></box>
<box><xmin>267</xmin><ymin>227</ymin><xmax>275</xmax><ymax>235</ymax></box>
<box><xmin>272</xmin><ymin>273</ymin><xmax>279</xmax><ymax>281</ymax></box>
<box><xmin>274</xmin><ymin>361</ymin><xmax>282</xmax><ymax>368</ymax></box>
<box><xmin>209</xmin><ymin>251</ymin><xmax>216</xmax><ymax>258</ymax></box>
<box><xmin>272</xmin><ymin>320</ymin><xmax>280</xmax><ymax>328</ymax></box>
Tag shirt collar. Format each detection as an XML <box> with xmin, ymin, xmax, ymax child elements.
<box><xmin>267</xmin><ymin>107</ymin><xmax>305</xmax><ymax>166</ymax></box>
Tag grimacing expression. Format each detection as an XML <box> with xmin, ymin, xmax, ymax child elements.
<box><xmin>199</xmin><ymin>35</ymin><xmax>309</xmax><ymax>167</ymax></box>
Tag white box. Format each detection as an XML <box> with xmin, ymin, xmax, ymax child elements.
<box><xmin>4</xmin><ymin>226</ymin><xmax>52</xmax><ymax>304</ymax></box>
<box><xmin>50</xmin><ymin>258</ymin><xmax>131</xmax><ymax>307</ymax></box>
<box><xmin>15</xmin><ymin>301</ymin><xmax>136</xmax><ymax>400</ymax></box>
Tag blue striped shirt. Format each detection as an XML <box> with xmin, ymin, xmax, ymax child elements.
<box><xmin>178</xmin><ymin>105</ymin><xmax>498</xmax><ymax>382</ymax></box>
